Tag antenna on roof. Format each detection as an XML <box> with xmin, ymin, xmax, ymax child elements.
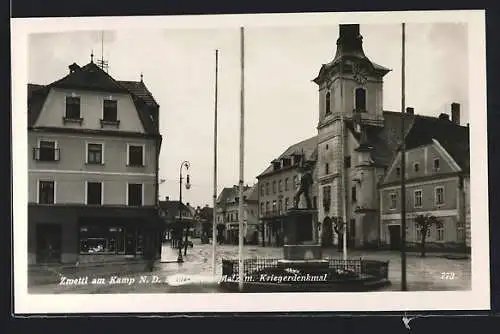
<box><xmin>140</xmin><ymin>72</ymin><xmax>143</xmax><ymax>82</ymax></box>
<box><xmin>96</xmin><ymin>31</ymin><xmax>109</xmax><ymax>73</ymax></box>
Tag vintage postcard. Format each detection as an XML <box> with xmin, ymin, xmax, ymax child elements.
<box><xmin>12</xmin><ymin>10</ymin><xmax>489</xmax><ymax>314</ymax></box>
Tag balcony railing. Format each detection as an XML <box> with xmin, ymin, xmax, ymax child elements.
<box><xmin>33</xmin><ymin>147</ymin><xmax>60</xmax><ymax>162</ymax></box>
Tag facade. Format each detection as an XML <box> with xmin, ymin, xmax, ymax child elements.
<box><xmin>256</xmin><ymin>137</ymin><xmax>319</xmax><ymax>246</ymax></box>
<box><xmin>215</xmin><ymin>185</ymin><xmax>260</xmax><ymax>244</ymax></box>
<box><xmin>379</xmin><ymin>108</ymin><xmax>470</xmax><ymax>251</ymax></box>
<box><xmin>28</xmin><ymin>60</ymin><xmax>163</xmax><ymax>265</ymax></box>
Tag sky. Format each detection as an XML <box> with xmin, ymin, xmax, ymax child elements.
<box><xmin>28</xmin><ymin>22</ymin><xmax>469</xmax><ymax>208</ymax></box>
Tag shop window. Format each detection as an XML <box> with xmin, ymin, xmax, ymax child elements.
<box><xmin>79</xmin><ymin>225</ymin><xmax>126</xmax><ymax>254</ymax></box>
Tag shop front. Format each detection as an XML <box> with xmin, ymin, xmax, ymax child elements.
<box><xmin>28</xmin><ymin>204</ymin><xmax>163</xmax><ymax>265</ymax></box>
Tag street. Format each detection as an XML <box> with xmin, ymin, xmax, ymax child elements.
<box><xmin>29</xmin><ymin>238</ymin><xmax>471</xmax><ymax>294</ymax></box>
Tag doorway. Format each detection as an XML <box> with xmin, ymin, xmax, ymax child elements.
<box><xmin>125</xmin><ymin>229</ymin><xmax>137</xmax><ymax>255</ymax></box>
<box><xmin>36</xmin><ymin>223</ymin><xmax>62</xmax><ymax>263</ymax></box>
<box><xmin>388</xmin><ymin>225</ymin><xmax>401</xmax><ymax>250</ymax></box>
<box><xmin>321</xmin><ymin>217</ymin><xmax>333</xmax><ymax>247</ymax></box>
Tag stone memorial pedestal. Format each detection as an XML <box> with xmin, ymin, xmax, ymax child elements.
<box><xmin>278</xmin><ymin>208</ymin><xmax>328</xmax><ymax>272</ymax></box>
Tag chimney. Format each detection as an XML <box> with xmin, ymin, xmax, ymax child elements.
<box><xmin>406</xmin><ymin>107</ymin><xmax>414</xmax><ymax>115</ymax></box>
<box><xmin>186</xmin><ymin>202</ymin><xmax>190</xmax><ymax>207</ymax></box>
<box><xmin>451</xmin><ymin>102</ymin><xmax>460</xmax><ymax>125</ymax></box>
<box><xmin>165</xmin><ymin>196</ymin><xmax>169</xmax><ymax>201</ymax></box>
<box><xmin>439</xmin><ymin>113</ymin><xmax>450</xmax><ymax>121</ymax></box>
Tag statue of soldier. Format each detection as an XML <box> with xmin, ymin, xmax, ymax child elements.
<box><xmin>293</xmin><ymin>162</ymin><xmax>314</xmax><ymax>209</ymax></box>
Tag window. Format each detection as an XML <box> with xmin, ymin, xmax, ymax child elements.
<box><xmin>436</xmin><ymin>224</ymin><xmax>444</xmax><ymax>241</ymax></box>
<box><xmin>285</xmin><ymin>178</ymin><xmax>289</xmax><ymax>191</ymax></box>
<box><xmin>414</xmin><ymin>162</ymin><xmax>420</xmax><ymax>172</ymax></box>
<box><xmin>396</xmin><ymin>167</ymin><xmax>401</xmax><ymax>177</ymax></box>
<box><xmin>433</xmin><ymin>158</ymin><xmax>440</xmax><ymax>172</ymax></box>
<box><xmin>355</xmin><ymin>88</ymin><xmax>366</xmax><ymax>112</ymax></box>
<box><xmin>351</xmin><ymin>186</ymin><xmax>357</xmax><ymax>202</ymax></box>
<box><xmin>326</xmin><ymin>144</ymin><xmax>329</xmax><ymax>150</ymax></box>
<box><xmin>325</xmin><ymin>163</ymin><xmax>330</xmax><ymax>175</ymax></box>
<box><xmin>435</xmin><ymin>187</ymin><xmax>445</xmax><ymax>205</ymax></box>
<box><xmin>344</xmin><ymin>156</ymin><xmax>351</xmax><ymax>168</ymax></box>
<box><xmin>86</xmin><ymin>182</ymin><xmax>102</xmax><ymax>205</ymax></box>
<box><xmin>313</xmin><ymin>196</ymin><xmax>317</xmax><ymax>209</ymax></box>
<box><xmin>35</xmin><ymin>140</ymin><xmax>59</xmax><ymax>161</ymax></box>
<box><xmin>278</xmin><ymin>200</ymin><xmax>283</xmax><ymax>214</ymax></box>
<box><xmin>272</xmin><ymin>200</ymin><xmax>277</xmax><ymax>214</ymax></box>
<box><xmin>87</xmin><ymin>143</ymin><xmax>103</xmax><ymax>164</ymax></box>
<box><xmin>103</xmin><ymin>99</ymin><xmax>118</xmax><ymax>122</ymax></box>
<box><xmin>293</xmin><ymin>176</ymin><xmax>297</xmax><ymax>188</ymax></box>
<box><xmin>79</xmin><ymin>225</ymin><xmax>143</xmax><ymax>255</ymax></box>
<box><xmin>65</xmin><ymin>96</ymin><xmax>81</xmax><ymax>119</ymax></box>
<box><xmin>128</xmin><ymin>144</ymin><xmax>144</xmax><ymax>166</ymax></box>
<box><xmin>325</xmin><ymin>91</ymin><xmax>331</xmax><ymax>115</ymax></box>
<box><xmin>266</xmin><ymin>202</ymin><xmax>270</xmax><ymax>214</ymax></box>
<box><xmin>260</xmin><ymin>203</ymin><xmax>264</xmax><ymax>215</ymax></box>
<box><xmin>278</xmin><ymin>180</ymin><xmax>283</xmax><ymax>192</ymax></box>
<box><xmin>127</xmin><ymin>183</ymin><xmax>143</xmax><ymax>206</ymax></box>
<box><xmin>38</xmin><ymin>180</ymin><xmax>55</xmax><ymax>204</ymax></box>
<box><xmin>284</xmin><ymin>198</ymin><xmax>289</xmax><ymax>211</ymax></box>
<box><xmin>260</xmin><ymin>185</ymin><xmax>265</xmax><ymax>196</ymax></box>
<box><xmin>389</xmin><ymin>192</ymin><xmax>397</xmax><ymax>210</ymax></box>
<box><xmin>272</xmin><ymin>181</ymin><xmax>276</xmax><ymax>194</ymax></box>
<box><xmin>266</xmin><ymin>183</ymin><xmax>270</xmax><ymax>195</ymax></box>
<box><xmin>414</xmin><ymin>190</ymin><xmax>422</xmax><ymax>208</ymax></box>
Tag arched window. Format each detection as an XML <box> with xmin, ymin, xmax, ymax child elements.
<box><xmin>355</xmin><ymin>88</ymin><xmax>366</xmax><ymax>112</ymax></box>
<box><xmin>325</xmin><ymin>91</ymin><xmax>331</xmax><ymax>114</ymax></box>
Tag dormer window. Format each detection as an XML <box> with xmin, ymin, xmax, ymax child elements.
<box><xmin>101</xmin><ymin>98</ymin><xmax>120</xmax><ymax>128</ymax></box>
<box><xmin>293</xmin><ymin>154</ymin><xmax>302</xmax><ymax>165</ymax></box>
<box><xmin>354</xmin><ymin>88</ymin><xmax>366</xmax><ymax>112</ymax></box>
<box><xmin>282</xmin><ymin>158</ymin><xmax>291</xmax><ymax>167</ymax></box>
<box><xmin>63</xmin><ymin>96</ymin><xmax>83</xmax><ymax>124</ymax></box>
<box><xmin>325</xmin><ymin>91</ymin><xmax>331</xmax><ymax>115</ymax></box>
<box><xmin>396</xmin><ymin>167</ymin><xmax>401</xmax><ymax>176</ymax></box>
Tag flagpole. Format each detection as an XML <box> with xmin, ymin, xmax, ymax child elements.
<box><xmin>400</xmin><ymin>22</ymin><xmax>408</xmax><ymax>291</ymax></box>
<box><xmin>340</xmin><ymin>54</ymin><xmax>347</xmax><ymax>262</ymax></box>
<box><xmin>212</xmin><ymin>49</ymin><xmax>219</xmax><ymax>279</ymax></box>
<box><xmin>238</xmin><ymin>27</ymin><xmax>245</xmax><ymax>292</ymax></box>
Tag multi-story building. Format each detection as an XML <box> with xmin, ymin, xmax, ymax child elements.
<box><xmin>256</xmin><ymin>137</ymin><xmax>319</xmax><ymax>246</ymax></box>
<box><xmin>28</xmin><ymin>59</ymin><xmax>163</xmax><ymax>265</ymax></box>
<box><xmin>215</xmin><ymin>184</ymin><xmax>260</xmax><ymax>244</ymax></box>
<box><xmin>158</xmin><ymin>197</ymin><xmax>194</xmax><ymax>241</ymax></box>
<box><xmin>379</xmin><ymin>106</ymin><xmax>470</xmax><ymax>251</ymax></box>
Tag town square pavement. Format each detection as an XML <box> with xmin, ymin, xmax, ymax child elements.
<box><xmin>29</xmin><ymin>238</ymin><xmax>471</xmax><ymax>294</ymax></box>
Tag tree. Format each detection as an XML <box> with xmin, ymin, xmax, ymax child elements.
<box><xmin>332</xmin><ymin>216</ymin><xmax>345</xmax><ymax>252</ymax></box>
<box><xmin>414</xmin><ymin>214</ymin><xmax>442</xmax><ymax>257</ymax></box>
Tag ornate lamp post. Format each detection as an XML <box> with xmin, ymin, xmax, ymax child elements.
<box><xmin>177</xmin><ymin>161</ymin><xmax>191</xmax><ymax>263</ymax></box>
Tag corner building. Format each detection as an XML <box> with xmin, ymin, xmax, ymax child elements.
<box><xmin>28</xmin><ymin>60</ymin><xmax>163</xmax><ymax>265</ymax></box>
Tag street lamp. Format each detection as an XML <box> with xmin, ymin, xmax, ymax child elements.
<box><xmin>178</xmin><ymin>160</ymin><xmax>191</xmax><ymax>263</ymax></box>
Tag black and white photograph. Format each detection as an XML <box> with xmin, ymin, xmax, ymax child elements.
<box><xmin>12</xmin><ymin>10</ymin><xmax>489</xmax><ymax>313</ymax></box>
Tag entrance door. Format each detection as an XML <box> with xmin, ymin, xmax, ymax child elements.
<box><xmin>36</xmin><ymin>223</ymin><xmax>62</xmax><ymax>263</ymax></box>
<box><xmin>321</xmin><ymin>217</ymin><xmax>333</xmax><ymax>247</ymax></box>
<box><xmin>125</xmin><ymin>229</ymin><xmax>137</xmax><ymax>255</ymax></box>
<box><xmin>388</xmin><ymin>225</ymin><xmax>401</xmax><ymax>250</ymax></box>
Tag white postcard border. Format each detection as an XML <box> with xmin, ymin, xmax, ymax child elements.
<box><xmin>12</xmin><ymin>10</ymin><xmax>489</xmax><ymax>313</ymax></box>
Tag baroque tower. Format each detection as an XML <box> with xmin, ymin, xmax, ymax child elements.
<box><xmin>312</xmin><ymin>24</ymin><xmax>391</xmax><ymax>247</ymax></box>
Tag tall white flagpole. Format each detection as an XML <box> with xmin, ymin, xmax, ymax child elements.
<box><xmin>340</xmin><ymin>51</ymin><xmax>348</xmax><ymax>262</ymax></box>
<box><xmin>212</xmin><ymin>49</ymin><xmax>219</xmax><ymax>279</ymax></box>
<box><xmin>238</xmin><ymin>27</ymin><xmax>245</xmax><ymax>292</ymax></box>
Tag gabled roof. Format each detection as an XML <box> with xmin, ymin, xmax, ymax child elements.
<box><xmin>257</xmin><ymin>135</ymin><xmax>318</xmax><ymax>178</ymax></box>
<box><xmin>404</xmin><ymin>115</ymin><xmax>470</xmax><ymax>172</ymax></box>
<box><xmin>158</xmin><ymin>200</ymin><xmax>193</xmax><ymax>220</ymax></box>
<box><xmin>216</xmin><ymin>185</ymin><xmax>256</xmax><ymax>205</ymax></box>
<box><xmin>27</xmin><ymin>61</ymin><xmax>160</xmax><ymax>135</ymax></box>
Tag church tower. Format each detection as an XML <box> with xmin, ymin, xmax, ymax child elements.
<box><xmin>313</xmin><ymin>24</ymin><xmax>391</xmax><ymax>247</ymax></box>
